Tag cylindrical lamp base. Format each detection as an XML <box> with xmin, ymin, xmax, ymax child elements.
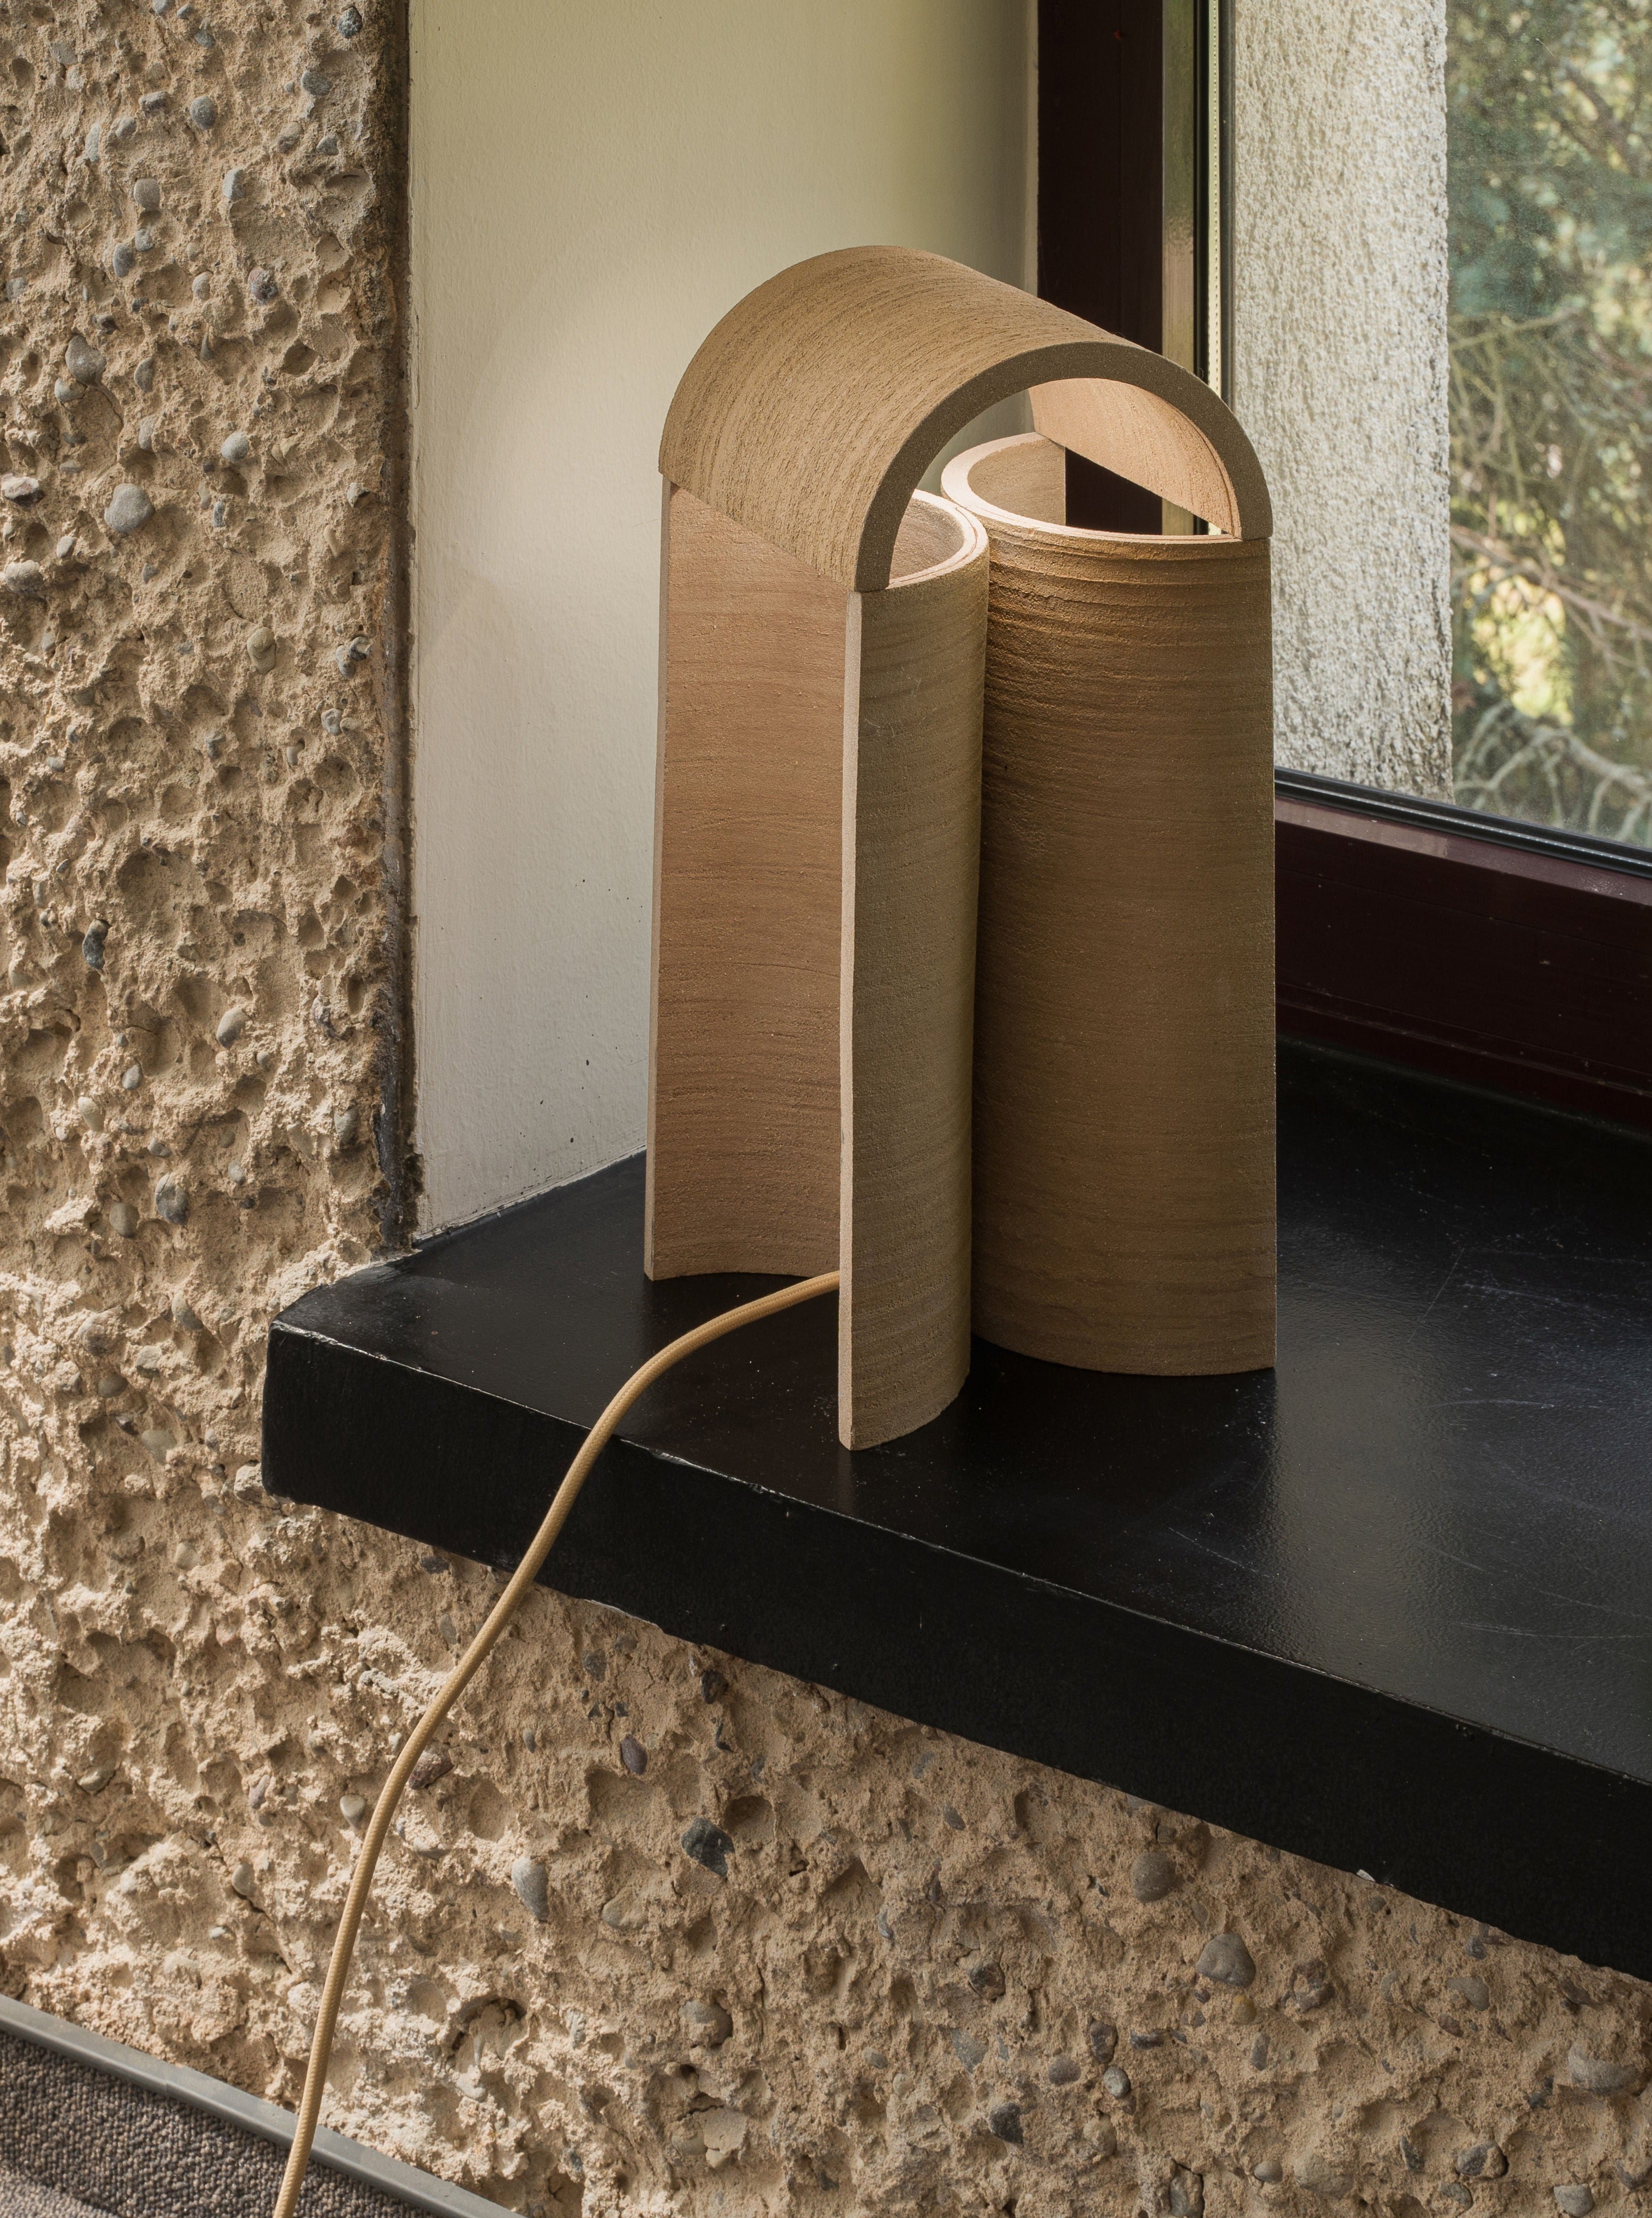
<box><xmin>944</xmin><ymin>435</ymin><xmax>1275</xmax><ymax>1376</ymax></box>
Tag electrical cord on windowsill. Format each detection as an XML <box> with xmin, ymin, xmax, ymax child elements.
<box><xmin>272</xmin><ymin>1269</ymin><xmax>841</xmax><ymax>2218</ymax></box>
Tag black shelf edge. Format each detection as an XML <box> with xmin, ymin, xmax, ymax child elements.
<box><xmin>264</xmin><ymin>1043</ymin><xmax>1652</xmax><ymax>1980</ymax></box>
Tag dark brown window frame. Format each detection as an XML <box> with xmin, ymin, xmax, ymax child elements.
<box><xmin>1037</xmin><ymin>0</ymin><xmax>1652</xmax><ymax>1134</ymax></box>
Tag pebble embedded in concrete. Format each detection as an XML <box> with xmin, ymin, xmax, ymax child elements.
<box><xmin>1131</xmin><ymin>1848</ymin><xmax>1175</xmax><ymax>1901</ymax></box>
<box><xmin>1568</xmin><ymin>2047</ymin><xmax>1637</xmax><ymax>2094</ymax></box>
<box><xmin>340</xmin><ymin>1792</ymin><xmax>367</xmax><ymax>1823</ymax></box>
<box><xmin>619</xmin><ymin>1734</ymin><xmax>646</xmax><ymax>1774</ymax></box>
<box><xmin>247</xmin><ymin>626</ymin><xmax>277</xmax><ymax>673</ymax></box>
<box><xmin>1047</xmin><ymin>2056</ymin><xmax>1080</xmax><ymax>2085</ymax></box>
<box><xmin>2</xmin><ymin>474</ymin><xmax>41</xmax><ymax>504</ymax></box>
<box><xmin>216</xmin><ymin>1005</ymin><xmax>248</xmax><ymax>1045</ymax></box>
<box><xmin>681</xmin><ymin>1816</ymin><xmax>733</xmax><ymax>1878</ymax></box>
<box><xmin>189</xmin><ymin>95</ymin><xmax>218</xmax><ymax>129</ymax></box>
<box><xmin>1554</xmin><ymin>2187</ymin><xmax>1595</xmax><ymax>2215</ymax></box>
<box><xmin>221</xmin><ymin>432</ymin><xmax>252</xmax><ymax>465</ymax></box>
<box><xmin>986</xmin><ymin>2102</ymin><xmax>1022</xmax><ymax>2145</ymax></box>
<box><xmin>3</xmin><ymin>562</ymin><xmax>44</xmax><ymax>596</ymax></box>
<box><xmin>66</xmin><ymin>333</ymin><xmax>105</xmax><ymax>385</ymax></box>
<box><xmin>1196</xmin><ymin>1932</ymin><xmax>1257</xmax><ymax>1988</ymax></box>
<box><xmin>681</xmin><ymin>1999</ymin><xmax>732</xmax><ymax>2048</ymax></box>
<box><xmin>1457</xmin><ymin>2143</ymin><xmax>1508</xmax><ymax>2179</ymax></box>
<box><xmin>511</xmin><ymin>1857</ymin><xmax>550</xmax><ymax>1922</ymax></box>
<box><xmin>223</xmin><ymin>167</ymin><xmax>247</xmax><ymax>203</ymax></box>
<box><xmin>133</xmin><ymin>178</ymin><xmax>162</xmax><ymax>212</ymax></box>
<box><xmin>108</xmin><ymin>1203</ymin><xmax>139</xmax><ymax>1239</ymax></box>
<box><xmin>154</xmin><ymin>1176</ymin><xmax>188</xmax><ymax>1225</ymax></box>
<box><xmin>1102</xmin><ymin>2066</ymin><xmax>1130</xmax><ymax>2098</ymax></box>
<box><xmin>105</xmin><ymin>485</ymin><xmax>154</xmax><ymax>536</ymax></box>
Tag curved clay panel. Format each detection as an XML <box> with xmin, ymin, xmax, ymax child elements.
<box><xmin>648</xmin><ymin>489</ymin><xmax>989</xmax><ymax>1447</ymax></box>
<box><xmin>660</xmin><ymin>246</ymin><xmax>1271</xmax><ymax>591</ymax></box>
<box><xmin>943</xmin><ymin>435</ymin><xmax>1276</xmax><ymax>1374</ymax></box>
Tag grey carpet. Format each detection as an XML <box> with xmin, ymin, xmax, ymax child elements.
<box><xmin>0</xmin><ymin>2167</ymin><xmax>112</xmax><ymax>2218</ymax></box>
<box><xmin>0</xmin><ymin>2027</ymin><xmax>419</xmax><ymax>2218</ymax></box>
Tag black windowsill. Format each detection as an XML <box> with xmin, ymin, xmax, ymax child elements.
<box><xmin>262</xmin><ymin>1041</ymin><xmax>1652</xmax><ymax>1978</ymax></box>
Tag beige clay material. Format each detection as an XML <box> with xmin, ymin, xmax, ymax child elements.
<box><xmin>648</xmin><ymin>491</ymin><xmax>988</xmax><ymax>1448</ymax></box>
<box><xmin>839</xmin><ymin>502</ymin><xmax>987</xmax><ymax>1448</ymax></box>
<box><xmin>647</xmin><ymin>487</ymin><xmax>846</xmax><ymax>1283</ymax></box>
<box><xmin>660</xmin><ymin>245</ymin><xmax>1271</xmax><ymax>593</ymax></box>
<box><xmin>945</xmin><ymin>436</ymin><xmax>1276</xmax><ymax>1374</ymax></box>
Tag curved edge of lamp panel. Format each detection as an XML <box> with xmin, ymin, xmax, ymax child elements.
<box><xmin>659</xmin><ymin>245</ymin><xmax>1272</xmax><ymax>593</ymax></box>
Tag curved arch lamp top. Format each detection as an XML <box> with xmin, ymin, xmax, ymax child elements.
<box><xmin>659</xmin><ymin>245</ymin><xmax>1272</xmax><ymax>593</ymax></box>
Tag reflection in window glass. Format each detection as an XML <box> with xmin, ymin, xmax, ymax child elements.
<box><xmin>1449</xmin><ymin>1</ymin><xmax>1652</xmax><ymax>845</ymax></box>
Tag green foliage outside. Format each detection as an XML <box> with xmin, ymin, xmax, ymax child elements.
<box><xmin>1449</xmin><ymin>0</ymin><xmax>1652</xmax><ymax>842</ymax></box>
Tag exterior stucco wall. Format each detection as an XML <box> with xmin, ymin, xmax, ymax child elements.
<box><xmin>3</xmin><ymin>9</ymin><xmax>1645</xmax><ymax>2218</ymax></box>
<box><xmin>1234</xmin><ymin>0</ymin><xmax>1454</xmax><ymax>796</ymax></box>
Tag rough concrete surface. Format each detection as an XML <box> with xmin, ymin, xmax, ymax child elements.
<box><xmin>2</xmin><ymin>7</ymin><xmax>1649</xmax><ymax>2218</ymax></box>
<box><xmin>1234</xmin><ymin>0</ymin><xmax>1455</xmax><ymax>798</ymax></box>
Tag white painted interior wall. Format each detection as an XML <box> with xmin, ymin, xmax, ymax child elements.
<box><xmin>409</xmin><ymin>0</ymin><xmax>1033</xmax><ymax>1234</ymax></box>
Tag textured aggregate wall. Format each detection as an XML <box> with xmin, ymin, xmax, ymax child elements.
<box><xmin>1233</xmin><ymin>0</ymin><xmax>1455</xmax><ymax>798</ymax></box>
<box><xmin>3</xmin><ymin>8</ymin><xmax>1651</xmax><ymax>2218</ymax></box>
<box><xmin>0</xmin><ymin>0</ymin><xmax>408</xmax><ymax>1478</ymax></box>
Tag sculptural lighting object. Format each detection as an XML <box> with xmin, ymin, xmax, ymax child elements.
<box><xmin>647</xmin><ymin>247</ymin><xmax>1275</xmax><ymax>1451</ymax></box>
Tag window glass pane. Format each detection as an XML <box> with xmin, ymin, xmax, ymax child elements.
<box><xmin>1449</xmin><ymin>1</ymin><xmax>1652</xmax><ymax>846</ymax></box>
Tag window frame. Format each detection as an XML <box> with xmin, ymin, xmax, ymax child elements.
<box><xmin>1036</xmin><ymin>0</ymin><xmax>1652</xmax><ymax>1133</ymax></box>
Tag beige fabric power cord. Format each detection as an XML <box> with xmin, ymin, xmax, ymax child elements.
<box><xmin>272</xmin><ymin>1270</ymin><xmax>841</xmax><ymax>2218</ymax></box>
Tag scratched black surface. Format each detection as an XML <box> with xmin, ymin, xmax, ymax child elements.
<box><xmin>265</xmin><ymin>1041</ymin><xmax>1652</xmax><ymax>1974</ymax></box>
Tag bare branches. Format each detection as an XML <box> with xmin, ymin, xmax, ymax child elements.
<box><xmin>1447</xmin><ymin>0</ymin><xmax>1652</xmax><ymax>846</ymax></box>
